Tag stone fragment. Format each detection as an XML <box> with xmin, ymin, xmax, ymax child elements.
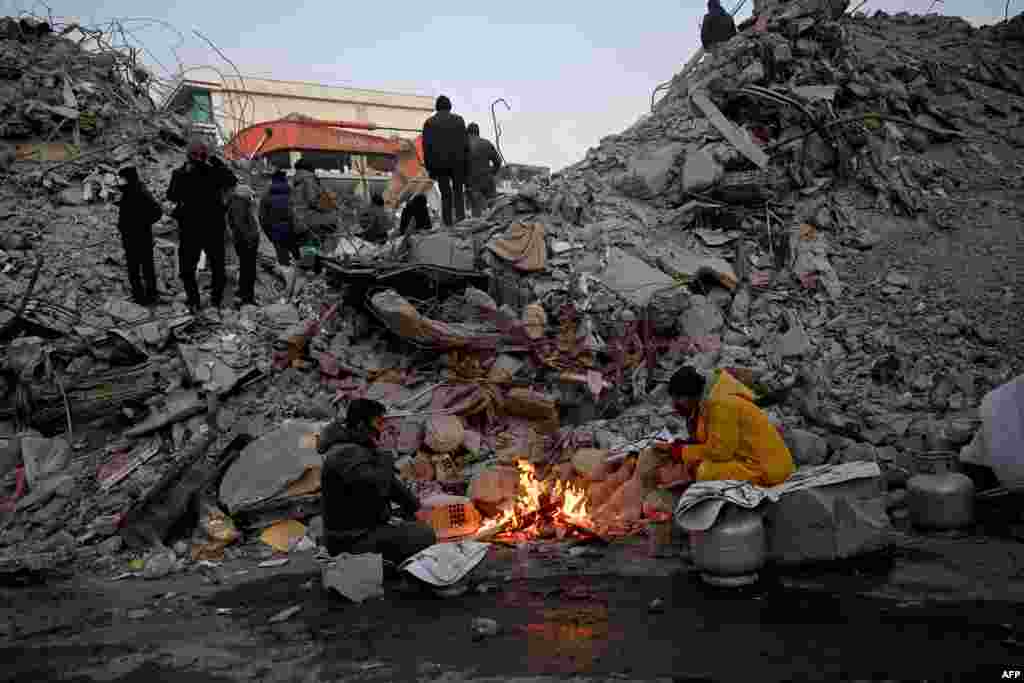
<box><xmin>838</xmin><ymin>442</ymin><xmax>878</xmax><ymax>464</ymax></box>
<box><xmin>468</xmin><ymin>465</ymin><xmax>521</xmax><ymax>505</ymax></box>
<box><xmin>681</xmin><ymin>148</ymin><xmax>724</xmax><ymax>193</ymax></box>
<box><xmin>784</xmin><ymin>429</ymin><xmax>829</xmax><ymax>467</ymax></box>
<box><xmin>678</xmin><ymin>295</ymin><xmax>724</xmax><ymax>340</ymax></box>
<box><xmin>627</xmin><ymin>142</ymin><xmax>685</xmax><ymax>198</ymax></box>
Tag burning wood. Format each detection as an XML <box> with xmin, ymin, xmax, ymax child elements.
<box><xmin>475</xmin><ymin>460</ymin><xmax>598</xmax><ymax>542</ymax></box>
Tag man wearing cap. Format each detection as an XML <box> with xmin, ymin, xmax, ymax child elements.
<box><xmin>660</xmin><ymin>366</ymin><xmax>795</xmax><ymax>486</ymax></box>
<box><xmin>422</xmin><ymin>95</ymin><xmax>468</xmax><ymax>226</ymax></box>
<box><xmin>317</xmin><ymin>398</ymin><xmax>437</xmax><ymax>564</ymax></box>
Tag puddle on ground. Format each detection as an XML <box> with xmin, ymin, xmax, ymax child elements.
<box><xmin>524</xmin><ymin>605</ymin><xmax>617</xmax><ymax>673</ymax></box>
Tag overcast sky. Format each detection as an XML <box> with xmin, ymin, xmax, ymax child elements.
<box><xmin>4</xmin><ymin>0</ymin><xmax>1013</xmax><ymax>170</ymax></box>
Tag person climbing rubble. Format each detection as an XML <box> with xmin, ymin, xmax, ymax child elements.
<box><xmin>701</xmin><ymin>0</ymin><xmax>737</xmax><ymax>50</ymax></box>
<box><xmin>422</xmin><ymin>95</ymin><xmax>468</xmax><ymax>226</ymax></box>
<box><xmin>659</xmin><ymin>366</ymin><xmax>795</xmax><ymax>486</ymax></box>
<box><xmin>465</xmin><ymin>122</ymin><xmax>502</xmax><ymax>218</ymax></box>
<box><xmin>114</xmin><ymin>166</ymin><xmax>162</xmax><ymax>306</ymax></box>
<box><xmin>259</xmin><ymin>168</ymin><xmax>300</xmax><ymax>266</ymax></box>
<box><xmin>226</xmin><ymin>181</ymin><xmax>262</xmax><ymax>307</ymax></box>
<box><xmin>357</xmin><ymin>193</ymin><xmax>393</xmax><ymax>245</ymax></box>
<box><xmin>399</xmin><ymin>193</ymin><xmax>432</xmax><ymax>235</ymax></box>
<box><xmin>317</xmin><ymin>398</ymin><xmax>437</xmax><ymax>565</ymax></box>
<box><xmin>167</xmin><ymin>139</ymin><xmax>237</xmax><ymax>313</ymax></box>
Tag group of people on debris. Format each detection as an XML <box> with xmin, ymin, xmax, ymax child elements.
<box><xmin>313</xmin><ymin>363</ymin><xmax>795</xmax><ymax>586</ymax></box>
<box><xmin>114</xmin><ymin>93</ymin><xmax>501</xmax><ymax>313</ymax></box>
<box><xmin>421</xmin><ymin>95</ymin><xmax>504</xmax><ymax>226</ymax></box>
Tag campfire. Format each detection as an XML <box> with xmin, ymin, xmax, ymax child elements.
<box><xmin>476</xmin><ymin>461</ymin><xmax>599</xmax><ymax>542</ymax></box>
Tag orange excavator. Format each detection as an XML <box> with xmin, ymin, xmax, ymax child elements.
<box><xmin>225</xmin><ymin>116</ymin><xmax>434</xmax><ymax>208</ymax></box>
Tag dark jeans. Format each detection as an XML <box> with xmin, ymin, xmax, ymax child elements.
<box><xmin>434</xmin><ymin>172</ymin><xmax>465</xmax><ymax>227</ymax></box>
<box><xmin>326</xmin><ymin>521</ymin><xmax>437</xmax><ymax>565</ymax></box>
<box><xmin>233</xmin><ymin>238</ymin><xmax>259</xmax><ymax>304</ymax></box>
<box><xmin>119</xmin><ymin>224</ymin><xmax>157</xmax><ymax>304</ymax></box>
<box><xmin>179</xmin><ymin>223</ymin><xmax>226</xmax><ymax>308</ymax></box>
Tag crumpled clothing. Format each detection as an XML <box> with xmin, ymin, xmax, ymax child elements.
<box><xmin>487</xmin><ymin>221</ymin><xmax>546</xmax><ymax>272</ymax></box>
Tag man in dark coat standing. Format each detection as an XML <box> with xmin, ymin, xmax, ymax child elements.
<box><xmin>465</xmin><ymin>122</ymin><xmax>502</xmax><ymax>218</ymax></box>
<box><xmin>167</xmin><ymin>139</ymin><xmax>237</xmax><ymax>312</ymax></box>
<box><xmin>422</xmin><ymin>95</ymin><xmax>468</xmax><ymax>227</ymax></box>
<box><xmin>702</xmin><ymin>0</ymin><xmax>737</xmax><ymax>50</ymax></box>
<box><xmin>115</xmin><ymin>166</ymin><xmax>162</xmax><ymax>305</ymax></box>
<box><xmin>317</xmin><ymin>399</ymin><xmax>437</xmax><ymax>564</ymax></box>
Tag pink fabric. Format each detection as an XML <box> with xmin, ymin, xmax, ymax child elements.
<box><xmin>0</xmin><ymin>465</ymin><xmax>25</xmax><ymax>513</ymax></box>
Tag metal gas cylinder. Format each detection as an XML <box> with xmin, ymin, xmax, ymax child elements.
<box><xmin>906</xmin><ymin>452</ymin><xmax>975</xmax><ymax>530</ymax></box>
<box><xmin>690</xmin><ymin>507</ymin><xmax>765</xmax><ymax>587</ymax></box>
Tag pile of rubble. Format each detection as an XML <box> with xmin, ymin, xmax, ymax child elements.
<box><xmin>1</xmin><ymin>7</ymin><xmax>1023</xmax><ymax>579</ymax></box>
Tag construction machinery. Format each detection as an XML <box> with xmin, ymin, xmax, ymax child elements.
<box><xmin>224</xmin><ymin>116</ymin><xmax>434</xmax><ymax>208</ymax></box>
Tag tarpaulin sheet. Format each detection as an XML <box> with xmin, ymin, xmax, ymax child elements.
<box><xmin>961</xmin><ymin>373</ymin><xmax>1024</xmax><ymax>491</ymax></box>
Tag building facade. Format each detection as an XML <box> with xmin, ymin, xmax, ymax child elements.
<box><xmin>163</xmin><ymin>75</ymin><xmax>434</xmax><ymax>145</ymax></box>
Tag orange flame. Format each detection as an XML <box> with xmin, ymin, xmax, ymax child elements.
<box><xmin>477</xmin><ymin>461</ymin><xmax>592</xmax><ymax>539</ymax></box>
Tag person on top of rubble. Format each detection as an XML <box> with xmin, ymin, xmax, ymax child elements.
<box><xmin>399</xmin><ymin>194</ymin><xmax>432</xmax><ymax>235</ymax></box>
<box><xmin>422</xmin><ymin>95</ymin><xmax>468</xmax><ymax>227</ymax></box>
<box><xmin>659</xmin><ymin>366</ymin><xmax>795</xmax><ymax>486</ymax></box>
<box><xmin>357</xmin><ymin>193</ymin><xmax>393</xmax><ymax>245</ymax></box>
<box><xmin>465</xmin><ymin>122</ymin><xmax>503</xmax><ymax>218</ymax></box>
<box><xmin>701</xmin><ymin>0</ymin><xmax>737</xmax><ymax>51</ymax></box>
<box><xmin>259</xmin><ymin>168</ymin><xmax>299</xmax><ymax>266</ymax></box>
<box><xmin>290</xmin><ymin>157</ymin><xmax>335</xmax><ymax>249</ymax></box>
<box><xmin>115</xmin><ymin>166</ymin><xmax>162</xmax><ymax>306</ymax></box>
<box><xmin>226</xmin><ymin>181</ymin><xmax>261</xmax><ymax>307</ymax></box>
<box><xmin>317</xmin><ymin>398</ymin><xmax>437</xmax><ymax>565</ymax></box>
<box><xmin>167</xmin><ymin>139</ymin><xmax>237</xmax><ymax>313</ymax></box>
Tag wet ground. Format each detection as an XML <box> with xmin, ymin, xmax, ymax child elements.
<box><xmin>3</xmin><ymin>534</ymin><xmax>1024</xmax><ymax>682</ymax></box>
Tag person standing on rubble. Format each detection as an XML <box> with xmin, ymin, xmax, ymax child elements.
<box><xmin>167</xmin><ymin>139</ymin><xmax>236</xmax><ymax>312</ymax></box>
<box><xmin>290</xmin><ymin>157</ymin><xmax>337</xmax><ymax>253</ymax></box>
<box><xmin>422</xmin><ymin>95</ymin><xmax>468</xmax><ymax>227</ymax></box>
<box><xmin>259</xmin><ymin>168</ymin><xmax>300</xmax><ymax>266</ymax></box>
<box><xmin>701</xmin><ymin>0</ymin><xmax>737</xmax><ymax>51</ymax></box>
<box><xmin>115</xmin><ymin>166</ymin><xmax>162</xmax><ymax>306</ymax></box>
<box><xmin>317</xmin><ymin>398</ymin><xmax>437</xmax><ymax>565</ymax></box>
<box><xmin>357</xmin><ymin>193</ymin><xmax>393</xmax><ymax>245</ymax></box>
<box><xmin>465</xmin><ymin>122</ymin><xmax>502</xmax><ymax>218</ymax></box>
<box><xmin>399</xmin><ymin>194</ymin><xmax>432</xmax><ymax>235</ymax></box>
<box><xmin>659</xmin><ymin>366</ymin><xmax>794</xmax><ymax>486</ymax></box>
<box><xmin>226</xmin><ymin>181</ymin><xmax>261</xmax><ymax>307</ymax></box>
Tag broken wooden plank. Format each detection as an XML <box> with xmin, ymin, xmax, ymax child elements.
<box><xmin>691</xmin><ymin>91</ymin><xmax>769</xmax><ymax>170</ymax></box>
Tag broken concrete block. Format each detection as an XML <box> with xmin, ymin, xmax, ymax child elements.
<box><xmin>765</xmin><ymin>476</ymin><xmax>891</xmax><ymax>564</ymax></box>
<box><xmin>219</xmin><ymin>420</ymin><xmax>326</xmax><ymax>514</ymax></box>
<box><xmin>627</xmin><ymin>142</ymin><xmax>685</xmax><ymax>198</ymax></box>
<box><xmin>21</xmin><ymin>436</ymin><xmax>70</xmax><ymax>488</ymax></box>
<box><xmin>103</xmin><ymin>299</ymin><xmax>150</xmax><ymax>323</ymax></box>
<box><xmin>678</xmin><ymin>295</ymin><xmax>724</xmax><ymax>340</ymax></box>
<box><xmin>783</xmin><ymin>429</ymin><xmax>828</xmax><ymax>467</ymax></box>
<box><xmin>681</xmin><ymin>148</ymin><xmax>724</xmax><ymax>194</ymax></box>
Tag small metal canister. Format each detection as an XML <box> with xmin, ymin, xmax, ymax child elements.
<box><xmin>690</xmin><ymin>507</ymin><xmax>765</xmax><ymax>587</ymax></box>
<box><xmin>907</xmin><ymin>452</ymin><xmax>974</xmax><ymax>530</ymax></box>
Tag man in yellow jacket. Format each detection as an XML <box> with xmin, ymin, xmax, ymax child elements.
<box><xmin>661</xmin><ymin>366</ymin><xmax>795</xmax><ymax>486</ymax></box>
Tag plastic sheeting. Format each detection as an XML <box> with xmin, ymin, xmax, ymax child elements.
<box><xmin>399</xmin><ymin>540</ymin><xmax>489</xmax><ymax>587</ymax></box>
<box><xmin>960</xmin><ymin>374</ymin><xmax>1024</xmax><ymax>491</ymax></box>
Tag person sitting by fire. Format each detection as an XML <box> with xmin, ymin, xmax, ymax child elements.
<box><xmin>317</xmin><ymin>398</ymin><xmax>437</xmax><ymax>565</ymax></box>
<box><xmin>659</xmin><ymin>366</ymin><xmax>795</xmax><ymax>486</ymax></box>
